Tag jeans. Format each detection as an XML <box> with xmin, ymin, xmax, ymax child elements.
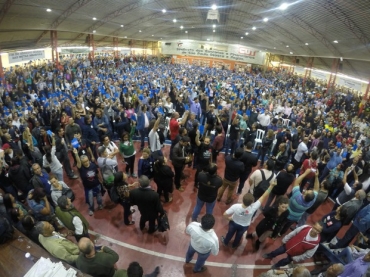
<box><xmin>225</xmin><ymin>138</ymin><xmax>237</xmax><ymax>156</ymax></box>
<box><xmin>53</xmin><ymin>167</ymin><xmax>64</xmax><ymax>182</ymax></box>
<box><xmin>87</xmin><ymin>187</ymin><xmax>103</xmax><ymax>211</ymax></box>
<box><xmin>318</xmin><ymin>244</ymin><xmax>344</xmax><ymax>264</ymax></box>
<box><xmin>223</xmin><ymin>220</ymin><xmax>249</xmax><ymax>248</ymax></box>
<box><xmin>335</xmin><ymin>224</ymin><xmax>359</xmax><ymax>248</ymax></box>
<box><xmin>237</xmin><ymin>171</ymin><xmax>251</xmax><ymax>194</ymax></box>
<box><xmin>185</xmin><ymin>243</ymin><xmax>211</xmax><ymax>272</ymax></box>
<box><xmin>297</xmin><ymin>212</ymin><xmax>309</xmax><ymax>227</ymax></box>
<box><xmin>338</xmin><ymin>247</ymin><xmax>354</xmax><ymax>263</ymax></box>
<box><xmin>124</xmin><ymin>155</ymin><xmax>135</xmax><ymax>175</ymax></box>
<box><xmin>256</xmin><ymin>147</ymin><xmax>268</xmax><ymax>166</ymax></box>
<box><xmin>192</xmin><ymin>198</ymin><xmax>216</xmax><ymax>221</ymax></box>
<box><xmin>267</xmin><ymin>244</ymin><xmax>293</xmax><ymax>268</ymax></box>
<box><xmin>217</xmin><ymin>178</ymin><xmax>237</xmax><ymax>203</ymax></box>
<box><xmin>319</xmin><ymin>166</ymin><xmax>331</xmax><ymax>182</ymax></box>
<box><xmin>174</xmin><ymin>165</ymin><xmax>183</xmax><ymax>189</ymax></box>
<box><xmin>138</xmin><ymin>128</ymin><xmax>148</xmax><ymax>148</ymax></box>
<box><xmin>120</xmin><ymin>201</ymin><xmax>132</xmax><ymax>225</ymax></box>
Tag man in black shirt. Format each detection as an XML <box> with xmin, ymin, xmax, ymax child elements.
<box><xmin>225</xmin><ymin>115</ymin><xmax>240</xmax><ymax>156</ymax></box>
<box><xmin>194</xmin><ymin>133</ymin><xmax>212</xmax><ymax>189</ymax></box>
<box><xmin>237</xmin><ymin>142</ymin><xmax>258</xmax><ymax>194</ymax></box>
<box><xmin>204</xmin><ymin>104</ymin><xmax>217</xmax><ymax>137</ymax></box>
<box><xmin>217</xmin><ymin>148</ymin><xmax>244</xmax><ymax>204</ymax></box>
<box><xmin>192</xmin><ymin>164</ymin><xmax>222</xmax><ymax>221</ymax></box>
<box><xmin>175</xmin><ymin>95</ymin><xmax>186</xmax><ymax>117</ymax></box>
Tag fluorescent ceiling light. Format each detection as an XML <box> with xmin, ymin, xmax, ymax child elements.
<box><xmin>93</xmin><ymin>17</ymin><xmax>97</xmax><ymax>20</ymax></box>
<box><xmin>279</xmin><ymin>3</ymin><xmax>289</xmax><ymax>10</ymax></box>
<box><xmin>173</xmin><ymin>19</ymin><xmax>177</xmax><ymax>23</ymax></box>
<box><xmin>211</xmin><ymin>4</ymin><xmax>217</xmax><ymax>10</ymax></box>
<box><xmin>305</xmin><ymin>43</ymin><xmax>309</xmax><ymax>45</ymax></box>
<box><xmin>162</xmin><ymin>9</ymin><xmax>166</xmax><ymax>13</ymax></box>
<box><xmin>263</xmin><ymin>18</ymin><xmax>268</xmax><ymax>22</ymax></box>
<box><xmin>121</xmin><ymin>25</ymin><xmax>124</xmax><ymax>27</ymax></box>
<box><xmin>252</xmin><ymin>26</ymin><xmax>256</xmax><ymax>30</ymax></box>
<box><xmin>245</xmin><ymin>32</ymin><xmax>249</xmax><ymax>35</ymax></box>
<box><xmin>333</xmin><ymin>40</ymin><xmax>338</xmax><ymax>43</ymax></box>
<box><xmin>46</xmin><ymin>8</ymin><xmax>52</xmax><ymax>12</ymax></box>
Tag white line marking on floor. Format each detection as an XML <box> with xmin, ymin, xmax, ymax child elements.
<box><xmin>88</xmin><ymin>230</ymin><xmax>317</xmax><ymax>269</ymax></box>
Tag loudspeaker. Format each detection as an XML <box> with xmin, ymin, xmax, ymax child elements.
<box><xmin>339</xmin><ymin>62</ymin><xmax>343</xmax><ymax>71</ymax></box>
<box><xmin>295</xmin><ymin>58</ymin><xmax>300</xmax><ymax>64</ymax></box>
<box><xmin>128</xmin><ymin>40</ymin><xmax>132</xmax><ymax>45</ymax></box>
<box><xmin>85</xmin><ymin>35</ymin><xmax>90</xmax><ymax>44</ymax></box>
<box><xmin>165</xmin><ymin>42</ymin><xmax>171</xmax><ymax>45</ymax></box>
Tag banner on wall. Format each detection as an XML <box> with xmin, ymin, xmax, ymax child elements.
<box><xmin>8</xmin><ymin>50</ymin><xmax>45</xmax><ymax>63</ymax></box>
<box><xmin>336</xmin><ymin>76</ymin><xmax>363</xmax><ymax>91</ymax></box>
<box><xmin>294</xmin><ymin>66</ymin><xmax>305</xmax><ymax>75</ymax></box>
<box><xmin>161</xmin><ymin>41</ymin><xmax>266</xmax><ymax>65</ymax></box>
<box><xmin>311</xmin><ymin>70</ymin><xmax>328</xmax><ymax>81</ymax></box>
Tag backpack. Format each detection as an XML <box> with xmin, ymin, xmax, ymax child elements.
<box><xmin>109</xmin><ymin>186</ymin><xmax>120</xmax><ymax>204</ymax></box>
<box><xmin>100</xmin><ymin>158</ymin><xmax>115</xmax><ymax>186</ymax></box>
<box><xmin>0</xmin><ymin>216</ymin><xmax>14</xmax><ymax>244</ymax></box>
<box><xmin>253</xmin><ymin>170</ymin><xmax>274</xmax><ymax>200</ymax></box>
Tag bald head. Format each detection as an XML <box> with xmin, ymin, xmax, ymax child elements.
<box><xmin>326</xmin><ymin>263</ymin><xmax>344</xmax><ymax>277</ymax></box>
<box><xmin>78</xmin><ymin>237</ymin><xmax>94</xmax><ymax>255</ymax></box>
<box><xmin>292</xmin><ymin>266</ymin><xmax>310</xmax><ymax>277</ymax></box>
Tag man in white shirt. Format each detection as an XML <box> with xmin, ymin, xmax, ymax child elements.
<box><xmin>148</xmin><ymin>115</ymin><xmax>163</xmax><ymax>159</ymax></box>
<box><xmin>221</xmin><ymin>181</ymin><xmax>276</xmax><ymax>249</ymax></box>
<box><xmin>185</xmin><ymin>214</ymin><xmax>219</xmax><ymax>273</ymax></box>
<box><xmin>257</xmin><ymin>110</ymin><xmax>271</xmax><ymax>130</ymax></box>
<box><xmin>293</xmin><ymin>137</ymin><xmax>309</xmax><ymax>170</ymax></box>
<box><xmin>248</xmin><ymin>159</ymin><xmax>276</xmax><ymax>195</ymax></box>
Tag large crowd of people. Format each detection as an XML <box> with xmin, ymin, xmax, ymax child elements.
<box><xmin>1</xmin><ymin>53</ymin><xmax>370</xmax><ymax>277</ymax></box>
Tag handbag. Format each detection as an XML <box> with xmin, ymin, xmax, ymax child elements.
<box><xmin>110</xmin><ymin>186</ymin><xmax>120</xmax><ymax>204</ymax></box>
<box><xmin>158</xmin><ymin>212</ymin><xmax>170</xmax><ymax>232</ymax></box>
<box><xmin>62</xmin><ymin>188</ymin><xmax>75</xmax><ymax>202</ymax></box>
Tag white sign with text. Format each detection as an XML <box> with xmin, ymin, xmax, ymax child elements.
<box><xmin>8</xmin><ymin>50</ymin><xmax>45</xmax><ymax>64</ymax></box>
<box><xmin>161</xmin><ymin>41</ymin><xmax>266</xmax><ymax>65</ymax></box>
<box><xmin>336</xmin><ymin>76</ymin><xmax>363</xmax><ymax>91</ymax></box>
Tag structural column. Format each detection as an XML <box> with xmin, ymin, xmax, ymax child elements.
<box><xmin>327</xmin><ymin>58</ymin><xmax>340</xmax><ymax>90</ymax></box>
<box><xmin>113</xmin><ymin>37</ymin><xmax>119</xmax><ymax>58</ymax></box>
<box><xmin>358</xmin><ymin>80</ymin><xmax>370</xmax><ymax>115</ymax></box>
<box><xmin>88</xmin><ymin>34</ymin><xmax>95</xmax><ymax>61</ymax></box>
<box><xmin>303</xmin><ymin>57</ymin><xmax>314</xmax><ymax>87</ymax></box>
<box><xmin>50</xmin><ymin>30</ymin><xmax>59</xmax><ymax>64</ymax></box>
<box><xmin>0</xmin><ymin>52</ymin><xmax>4</xmax><ymax>85</ymax></box>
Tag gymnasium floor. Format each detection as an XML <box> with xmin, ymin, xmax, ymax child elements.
<box><xmin>66</xmin><ymin>142</ymin><xmax>341</xmax><ymax>277</ymax></box>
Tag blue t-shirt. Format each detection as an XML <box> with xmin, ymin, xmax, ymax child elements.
<box><xmin>288</xmin><ymin>186</ymin><xmax>317</xmax><ymax>221</ymax></box>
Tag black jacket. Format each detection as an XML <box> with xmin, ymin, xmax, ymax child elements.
<box><xmin>240</xmin><ymin>151</ymin><xmax>258</xmax><ymax>174</ymax></box>
<box><xmin>274</xmin><ymin>152</ymin><xmax>289</xmax><ymax>171</ymax></box>
<box><xmin>129</xmin><ymin>187</ymin><xmax>164</xmax><ymax>218</ymax></box>
<box><xmin>153</xmin><ymin>164</ymin><xmax>174</xmax><ymax>187</ymax></box>
<box><xmin>8</xmin><ymin>162</ymin><xmax>32</xmax><ymax>194</ymax></box>
<box><xmin>172</xmin><ymin>142</ymin><xmax>188</xmax><ymax>168</ymax></box>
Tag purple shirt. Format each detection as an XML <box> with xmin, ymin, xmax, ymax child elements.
<box><xmin>339</xmin><ymin>255</ymin><xmax>370</xmax><ymax>277</ymax></box>
<box><xmin>189</xmin><ymin>98</ymin><xmax>201</xmax><ymax>116</ymax></box>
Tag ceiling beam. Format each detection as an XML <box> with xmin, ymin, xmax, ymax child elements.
<box><xmin>35</xmin><ymin>0</ymin><xmax>94</xmax><ymax>44</ymax></box>
<box><xmin>0</xmin><ymin>0</ymin><xmax>16</xmax><ymax>26</ymax></box>
<box><xmin>319</xmin><ymin>1</ymin><xmax>370</xmax><ymax>53</ymax></box>
<box><xmin>284</xmin><ymin>13</ymin><xmax>359</xmax><ymax>76</ymax></box>
<box><xmin>65</xmin><ymin>0</ymin><xmax>157</xmax><ymax>45</ymax></box>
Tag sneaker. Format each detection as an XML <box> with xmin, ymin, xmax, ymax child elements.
<box><xmin>221</xmin><ymin>236</ymin><xmax>228</xmax><ymax>247</ymax></box>
<box><xmin>131</xmin><ymin>173</ymin><xmax>137</xmax><ymax>178</ymax></box>
<box><xmin>69</xmin><ymin>174</ymin><xmax>78</xmax><ymax>179</ymax></box>
<box><xmin>89</xmin><ymin>210</ymin><xmax>94</xmax><ymax>216</ymax></box>
<box><xmin>98</xmin><ymin>205</ymin><xmax>104</xmax><ymax>210</ymax></box>
<box><xmin>263</xmin><ymin>253</ymin><xmax>272</xmax><ymax>260</ymax></box>
<box><xmin>177</xmin><ymin>187</ymin><xmax>185</xmax><ymax>192</ymax></box>
<box><xmin>193</xmin><ymin>266</ymin><xmax>207</xmax><ymax>273</ymax></box>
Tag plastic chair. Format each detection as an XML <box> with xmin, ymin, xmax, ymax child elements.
<box><xmin>282</xmin><ymin>119</ymin><xmax>290</xmax><ymax>127</ymax></box>
<box><xmin>254</xmin><ymin>129</ymin><xmax>265</xmax><ymax>150</ymax></box>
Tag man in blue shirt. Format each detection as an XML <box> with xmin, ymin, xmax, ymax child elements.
<box><xmin>339</xmin><ymin>252</ymin><xmax>370</xmax><ymax>277</ymax></box>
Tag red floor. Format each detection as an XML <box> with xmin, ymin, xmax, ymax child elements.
<box><xmin>64</xmin><ymin>142</ymin><xmax>345</xmax><ymax>277</ymax></box>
